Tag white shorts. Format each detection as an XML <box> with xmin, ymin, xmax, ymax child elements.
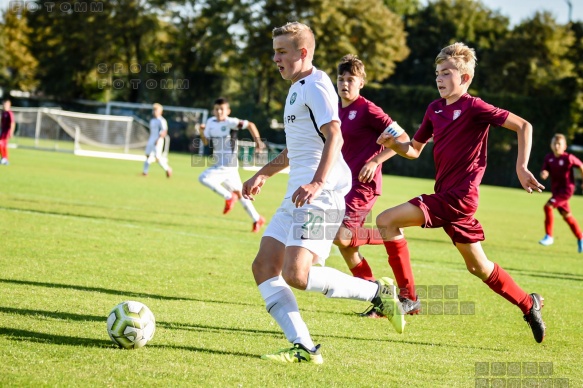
<box><xmin>145</xmin><ymin>138</ymin><xmax>164</xmax><ymax>159</ymax></box>
<box><xmin>198</xmin><ymin>165</ymin><xmax>243</xmax><ymax>191</ymax></box>
<box><xmin>263</xmin><ymin>190</ymin><xmax>345</xmax><ymax>265</ymax></box>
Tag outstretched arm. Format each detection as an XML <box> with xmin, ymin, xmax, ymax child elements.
<box><xmin>502</xmin><ymin>113</ymin><xmax>544</xmax><ymax>193</ymax></box>
<box><xmin>377</xmin><ymin>132</ymin><xmax>425</xmax><ymax>160</ymax></box>
<box><xmin>359</xmin><ymin>131</ymin><xmax>410</xmax><ymax>183</ymax></box>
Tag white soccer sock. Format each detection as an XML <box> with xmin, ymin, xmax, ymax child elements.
<box><xmin>158</xmin><ymin>158</ymin><xmax>170</xmax><ymax>171</ymax></box>
<box><xmin>240</xmin><ymin>197</ymin><xmax>260</xmax><ymax>221</ymax></box>
<box><xmin>306</xmin><ymin>266</ymin><xmax>378</xmax><ymax>301</ymax></box>
<box><xmin>198</xmin><ymin>176</ymin><xmax>232</xmax><ymax>199</ymax></box>
<box><xmin>258</xmin><ymin>276</ymin><xmax>315</xmax><ymax>350</ymax></box>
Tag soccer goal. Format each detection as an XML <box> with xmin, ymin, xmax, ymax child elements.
<box><xmin>11</xmin><ymin>107</ymin><xmax>164</xmax><ymax>161</ymax></box>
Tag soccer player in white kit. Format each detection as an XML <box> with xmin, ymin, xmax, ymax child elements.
<box><xmin>143</xmin><ymin>103</ymin><xmax>172</xmax><ymax>177</ymax></box>
<box><xmin>242</xmin><ymin>22</ymin><xmax>404</xmax><ymax>364</ymax></box>
<box><xmin>199</xmin><ymin>97</ymin><xmax>267</xmax><ymax>232</ymax></box>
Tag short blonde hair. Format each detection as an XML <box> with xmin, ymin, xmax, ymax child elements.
<box><xmin>552</xmin><ymin>133</ymin><xmax>567</xmax><ymax>143</ymax></box>
<box><xmin>272</xmin><ymin>22</ymin><xmax>315</xmax><ymax>60</ymax></box>
<box><xmin>435</xmin><ymin>42</ymin><xmax>477</xmax><ymax>79</ymax></box>
<box><xmin>337</xmin><ymin>54</ymin><xmax>366</xmax><ymax>80</ymax></box>
<box><xmin>152</xmin><ymin>103</ymin><xmax>163</xmax><ymax>111</ymax></box>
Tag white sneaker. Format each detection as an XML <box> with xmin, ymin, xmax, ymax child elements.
<box><xmin>539</xmin><ymin>235</ymin><xmax>554</xmax><ymax>246</ymax></box>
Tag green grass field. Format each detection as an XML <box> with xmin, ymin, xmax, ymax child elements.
<box><xmin>0</xmin><ymin>149</ymin><xmax>581</xmax><ymax>387</ymax></box>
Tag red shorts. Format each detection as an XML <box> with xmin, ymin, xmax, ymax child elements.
<box><xmin>343</xmin><ymin>183</ymin><xmax>378</xmax><ymax>230</ymax></box>
<box><xmin>547</xmin><ymin>192</ymin><xmax>573</xmax><ymax>214</ymax></box>
<box><xmin>409</xmin><ymin>190</ymin><xmax>484</xmax><ymax>244</ymax></box>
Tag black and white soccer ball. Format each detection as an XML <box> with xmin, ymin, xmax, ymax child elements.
<box><xmin>106</xmin><ymin>301</ymin><xmax>156</xmax><ymax>349</ymax></box>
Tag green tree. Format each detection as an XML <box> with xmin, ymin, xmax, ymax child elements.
<box><xmin>481</xmin><ymin>12</ymin><xmax>575</xmax><ymax>96</ymax></box>
<box><xmin>0</xmin><ymin>7</ymin><xmax>38</xmax><ymax>92</ymax></box>
<box><xmin>390</xmin><ymin>0</ymin><xmax>510</xmax><ymax>87</ymax></box>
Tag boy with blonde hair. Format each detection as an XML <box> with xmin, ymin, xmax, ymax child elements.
<box><xmin>377</xmin><ymin>42</ymin><xmax>547</xmax><ymax>343</ymax></box>
<box><xmin>243</xmin><ymin>22</ymin><xmax>403</xmax><ymax>364</ymax></box>
<box><xmin>539</xmin><ymin>133</ymin><xmax>583</xmax><ymax>251</ymax></box>
<box><xmin>143</xmin><ymin>103</ymin><xmax>172</xmax><ymax>177</ymax></box>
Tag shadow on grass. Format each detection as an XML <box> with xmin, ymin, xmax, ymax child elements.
<box><xmin>0</xmin><ymin>278</ymin><xmax>257</xmax><ymax>306</ymax></box>
<box><xmin>0</xmin><ymin>327</ymin><xmax>111</xmax><ymax>347</ymax></box>
<box><xmin>0</xmin><ymin>307</ymin><xmax>504</xmax><ymax>353</ymax></box>
<box><xmin>502</xmin><ymin>267</ymin><xmax>583</xmax><ymax>282</ymax></box>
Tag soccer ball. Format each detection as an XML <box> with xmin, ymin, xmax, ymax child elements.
<box><xmin>106</xmin><ymin>301</ymin><xmax>156</xmax><ymax>349</ymax></box>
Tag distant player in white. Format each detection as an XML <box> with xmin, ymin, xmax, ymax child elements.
<box><xmin>143</xmin><ymin>103</ymin><xmax>172</xmax><ymax>177</ymax></box>
<box><xmin>242</xmin><ymin>22</ymin><xmax>403</xmax><ymax>365</ymax></box>
<box><xmin>199</xmin><ymin>97</ymin><xmax>267</xmax><ymax>232</ymax></box>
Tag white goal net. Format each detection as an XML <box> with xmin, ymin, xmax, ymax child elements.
<box><xmin>11</xmin><ymin>107</ymin><xmax>162</xmax><ymax>161</ymax></box>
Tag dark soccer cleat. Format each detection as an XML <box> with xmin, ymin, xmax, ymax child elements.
<box><xmin>399</xmin><ymin>295</ymin><xmax>421</xmax><ymax>315</ymax></box>
<box><xmin>261</xmin><ymin>343</ymin><xmax>323</xmax><ymax>364</ymax></box>
<box><xmin>358</xmin><ymin>305</ymin><xmax>386</xmax><ymax>319</ymax></box>
<box><xmin>523</xmin><ymin>293</ymin><xmax>545</xmax><ymax>343</ymax></box>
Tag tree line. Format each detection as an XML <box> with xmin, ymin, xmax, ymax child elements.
<box><xmin>0</xmin><ymin>0</ymin><xmax>582</xmax><ymax>187</ymax></box>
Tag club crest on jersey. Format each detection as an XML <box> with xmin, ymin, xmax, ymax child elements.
<box><xmin>559</xmin><ymin>160</ymin><xmax>564</xmax><ymax>166</ymax></box>
<box><xmin>290</xmin><ymin>92</ymin><xmax>297</xmax><ymax>105</ymax></box>
<box><xmin>348</xmin><ymin>110</ymin><xmax>357</xmax><ymax>120</ymax></box>
<box><xmin>453</xmin><ymin>110</ymin><xmax>461</xmax><ymax>120</ymax></box>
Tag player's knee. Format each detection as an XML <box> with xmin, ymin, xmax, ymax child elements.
<box><xmin>281</xmin><ymin>268</ymin><xmax>307</xmax><ymax>290</ymax></box>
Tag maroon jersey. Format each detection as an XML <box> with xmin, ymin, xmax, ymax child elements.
<box><xmin>0</xmin><ymin>110</ymin><xmax>14</xmax><ymax>139</ymax></box>
<box><xmin>414</xmin><ymin>93</ymin><xmax>509</xmax><ymax>196</ymax></box>
<box><xmin>339</xmin><ymin>96</ymin><xmax>393</xmax><ymax>195</ymax></box>
<box><xmin>541</xmin><ymin>152</ymin><xmax>583</xmax><ymax>196</ymax></box>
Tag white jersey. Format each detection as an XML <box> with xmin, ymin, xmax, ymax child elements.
<box><xmin>283</xmin><ymin>67</ymin><xmax>351</xmax><ymax>198</ymax></box>
<box><xmin>204</xmin><ymin>116</ymin><xmax>248</xmax><ymax>167</ymax></box>
<box><xmin>148</xmin><ymin>116</ymin><xmax>168</xmax><ymax>143</ymax></box>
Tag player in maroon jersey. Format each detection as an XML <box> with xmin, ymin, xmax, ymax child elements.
<box><xmin>538</xmin><ymin>133</ymin><xmax>583</xmax><ymax>252</ymax></box>
<box><xmin>333</xmin><ymin>55</ymin><xmax>410</xmax><ymax>284</ymax></box>
<box><xmin>375</xmin><ymin>42</ymin><xmax>546</xmax><ymax>343</ymax></box>
<box><xmin>0</xmin><ymin>99</ymin><xmax>15</xmax><ymax>165</ymax></box>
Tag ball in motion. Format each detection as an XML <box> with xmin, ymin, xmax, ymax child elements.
<box><xmin>106</xmin><ymin>301</ymin><xmax>156</xmax><ymax>349</ymax></box>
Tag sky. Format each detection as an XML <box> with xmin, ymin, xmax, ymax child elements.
<box><xmin>0</xmin><ymin>0</ymin><xmax>580</xmax><ymax>26</ymax></box>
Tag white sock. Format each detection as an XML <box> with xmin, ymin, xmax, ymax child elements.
<box><xmin>306</xmin><ymin>266</ymin><xmax>378</xmax><ymax>301</ymax></box>
<box><xmin>258</xmin><ymin>276</ymin><xmax>315</xmax><ymax>350</ymax></box>
<box><xmin>158</xmin><ymin>158</ymin><xmax>170</xmax><ymax>171</ymax></box>
<box><xmin>240</xmin><ymin>197</ymin><xmax>260</xmax><ymax>221</ymax></box>
<box><xmin>198</xmin><ymin>175</ymin><xmax>232</xmax><ymax>199</ymax></box>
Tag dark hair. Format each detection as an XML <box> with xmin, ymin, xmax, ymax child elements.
<box><xmin>214</xmin><ymin>97</ymin><xmax>229</xmax><ymax>105</ymax></box>
<box><xmin>337</xmin><ymin>54</ymin><xmax>366</xmax><ymax>79</ymax></box>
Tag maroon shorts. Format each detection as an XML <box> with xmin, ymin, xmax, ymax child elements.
<box><xmin>409</xmin><ymin>190</ymin><xmax>484</xmax><ymax>244</ymax></box>
<box><xmin>343</xmin><ymin>183</ymin><xmax>379</xmax><ymax>230</ymax></box>
<box><xmin>547</xmin><ymin>192</ymin><xmax>573</xmax><ymax>214</ymax></box>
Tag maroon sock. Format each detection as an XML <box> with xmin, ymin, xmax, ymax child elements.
<box><xmin>544</xmin><ymin>206</ymin><xmax>554</xmax><ymax>236</ymax></box>
<box><xmin>350</xmin><ymin>258</ymin><xmax>375</xmax><ymax>281</ymax></box>
<box><xmin>565</xmin><ymin>215</ymin><xmax>583</xmax><ymax>239</ymax></box>
<box><xmin>349</xmin><ymin>227</ymin><xmax>384</xmax><ymax>247</ymax></box>
<box><xmin>484</xmin><ymin>263</ymin><xmax>532</xmax><ymax>314</ymax></box>
<box><xmin>383</xmin><ymin>239</ymin><xmax>416</xmax><ymax>299</ymax></box>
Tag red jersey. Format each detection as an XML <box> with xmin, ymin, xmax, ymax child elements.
<box><xmin>1</xmin><ymin>110</ymin><xmax>14</xmax><ymax>139</ymax></box>
<box><xmin>339</xmin><ymin>96</ymin><xmax>393</xmax><ymax>195</ymax></box>
<box><xmin>414</xmin><ymin>93</ymin><xmax>509</xmax><ymax>196</ymax></box>
<box><xmin>541</xmin><ymin>152</ymin><xmax>583</xmax><ymax>196</ymax></box>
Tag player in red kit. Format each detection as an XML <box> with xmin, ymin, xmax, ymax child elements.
<box><xmin>538</xmin><ymin>133</ymin><xmax>583</xmax><ymax>252</ymax></box>
<box><xmin>376</xmin><ymin>42</ymin><xmax>546</xmax><ymax>343</ymax></box>
<box><xmin>333</xmin><ymin>55</ymin><xmax>412</xmax><ymax>317</ymax></box>
<box><xmin>0</xmin><ymin>99</ymin><xmax>15</xmax><ymax>165</ymax></box>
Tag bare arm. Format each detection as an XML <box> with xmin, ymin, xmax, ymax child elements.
<box><xmin>377</xmin><ymin>132</ymin><xmax>426</xmax><ymax>160</ymax></box>
<box><xmin>291</xmin><ymin>120</ymin><xmax>343</xmax><ymax>207</ymax></box>
<box><xmin>242</xmin><ymin>148</ymin><xmax>289</xmax><ymax>200</ymax></box>
<box><xmin>502</xmin><ymin>113</ymin><xmax>544</xmax><ymax>193</ymax></box>
<box><xmin>10</xmin><ymin>120</ymin><xmax>15</xmax><ymax>137</ymax></box>
<box><xmin>540</xmin><ymin>170</ymin><xmax>549</xmax><ymax>180</ymax></box>
<box><xmin>246</xmin><ymin>121</ymin><xmax>266</xmax><ymax>150</ymax></box>
<box><xmin>359</xmin><ymin>131</ymin><xmax>410</xmax><ymax>183</ymax></box>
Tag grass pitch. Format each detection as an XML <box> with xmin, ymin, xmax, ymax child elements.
<box><xmin>0</xmin><ymin>149</ymin><xmax>581</xmax><ymax>387</ymax></box>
